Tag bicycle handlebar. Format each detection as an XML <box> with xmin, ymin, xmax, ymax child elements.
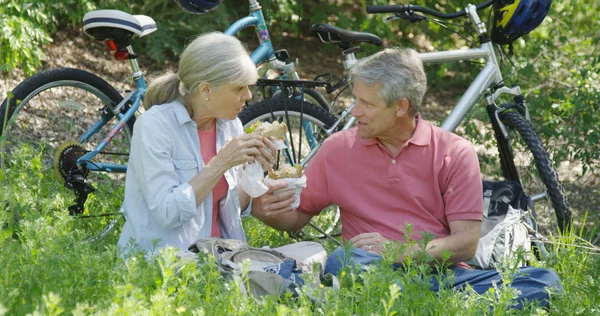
<box><xmin>366</xmin><ymin>0</ymin><xmax>494</xmax><ymax>20</ymax></box>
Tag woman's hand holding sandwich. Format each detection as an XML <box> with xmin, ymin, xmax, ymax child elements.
<box><xmin>212</xmin><ymin>134</ymin><xmax>263</xmax><ymax>172</ymax></box>
<box><xmin>210</xmin><ymin>134</ymin><xmax>278</xmax><ymax>173</ymax></box>
<box><xmin>256</xmin><ymin>136</ymin><xmax>278</xmax><ymax>171</ymax></box>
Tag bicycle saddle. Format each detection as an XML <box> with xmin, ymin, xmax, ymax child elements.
<box><xmin>83</xmin><ymin>10</ymin><xmax>157</xmax><ymax>45</ymax></box>
<box><xmin>310</xmin><ymin>23</ymin><xmax>383</xmax><ymax>50</ymax></box>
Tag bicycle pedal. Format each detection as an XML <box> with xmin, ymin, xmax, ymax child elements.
<box><xmin>68</xmin><ymin>204</ymin><xmax>84</xmax><ymax>216</ymax></box>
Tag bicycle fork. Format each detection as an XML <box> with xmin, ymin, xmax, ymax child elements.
<box><xmin>484</xmin><ymin>86</ymin><xmax>530</xmax><ymax>185</ymax></box>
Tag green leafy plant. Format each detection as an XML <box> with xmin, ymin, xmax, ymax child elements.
<box><xmin>0</xmin><ymin>149</ymin><xmax>598</xmax><ymax>314</ymax></box>
<box><xmin>1</xmin><ymin>1</ymin><xmax>600</xmax><ymax>313</ymax></box>
<box><xmin>0</xmin><ymin>0</ymin><xmax>97</xmax><ymax>74</ymax></box>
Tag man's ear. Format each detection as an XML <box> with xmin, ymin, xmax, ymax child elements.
<box><xmin>395</xmin><ymin>98</ymin><xmax>409</xmax><ymax>117</ymax></box>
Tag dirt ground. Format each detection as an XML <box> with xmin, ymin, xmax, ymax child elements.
<box><xmin>1</xmin><ymin>28</ymin><xmax>598</xmax><ymax>245</ymax></box>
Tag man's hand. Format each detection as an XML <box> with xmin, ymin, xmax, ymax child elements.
<box><xmin>252</xmin><ymin>182</ymin><xmax>313</xmax><ymax>232</ymax></box>
<box><xmin>349</xmin><ymin>232</ymin><xmax>390</xmax><ymax>255</ymax></box>
<box><xmin>252</xmin><ymin>182</ymin><xmax>296</xmax><ymax>219</ymax></box>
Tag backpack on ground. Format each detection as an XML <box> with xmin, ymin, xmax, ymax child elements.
<box><xmin>188</xmin><ymin>238</ymin><xmax>315</xmax><ymax>298</ymax></box>
<box><xmin>467</xmin><ymin>180</ymin><xmax>538</xmax><ymax>269</ymax></box>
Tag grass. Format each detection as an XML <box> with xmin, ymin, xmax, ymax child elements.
<box><xmin>1</xmin><ymin>148</ymin><xmax>600</xmax><ymax>315</ymax></box>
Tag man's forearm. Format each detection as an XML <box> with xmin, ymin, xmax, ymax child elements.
<box><xmin>397</xmin><ymin>231</ymin><xmax>478</xmax><ymax>264</ymax></box>
<box><xmin>252</xmin><ymin>207</ymin><xmax>310</xmax><ymax>232</ymax></box>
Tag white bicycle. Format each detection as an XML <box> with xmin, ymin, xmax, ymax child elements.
<box><xmin>238</xmin><ymin>0</ymin><xmax>570</xmax><ymax>242</ymax></box>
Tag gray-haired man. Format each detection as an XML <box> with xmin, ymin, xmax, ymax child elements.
<box><xmin>253</xmin><ymin>48</ymin><xmax>562</xmax><ymax>309</ymax></box>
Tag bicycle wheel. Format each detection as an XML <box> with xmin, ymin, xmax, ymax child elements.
<box><xmin>303</xmin><ymin>88</ymin><xmax>330</xmax><ymax>112</ymax></box>
<box><xmin>0</xmin><ymin>67</ymin><xmax>134</xmax><ymax>241</ymax></box>
<box><xmin>499</xmin><ymin>110</ymin><xmax>571</xmax><ymax>237</ymax></box>
<box><xmin>239</xmin><ymin>98</ymin><xmax>342</xmax><ymax>241</ymax></box>
<box><xmin>269</xmin><ymin>87</ymin><xmax>331</xmax><ymax>111</ymax></box>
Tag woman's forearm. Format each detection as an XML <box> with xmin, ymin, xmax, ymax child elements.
<box><xmin>188</xmin><ymin>159</ymin><xmax>227</xmax><ymax>207</ymax></box>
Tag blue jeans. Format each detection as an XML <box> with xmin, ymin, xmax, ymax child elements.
<box><xmin>325</xmin><ymin>247</ymin><xmax>563</xmax><ymax>309</ymax></box>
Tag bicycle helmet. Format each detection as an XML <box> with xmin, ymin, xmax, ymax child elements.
<box><xmin>491</xmin><ymin>0</ymin><xmax>552</xmax><ymax>45</ymax></box>
<box><xmin>175</xmin><ymin>0</ymin><xmax>223</xmax><ymax>14</ymax></box>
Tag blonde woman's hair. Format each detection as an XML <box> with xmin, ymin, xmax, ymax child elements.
<box><xmin>144</xmin><ymin>32</ymin><xmax>258</xmax><ymax>109</ymax></box>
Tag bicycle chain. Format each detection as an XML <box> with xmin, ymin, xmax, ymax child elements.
<box><xmin>77</xmin><ymin>149</ymin><xmax>129</xmax><ymax>156</ymax></box>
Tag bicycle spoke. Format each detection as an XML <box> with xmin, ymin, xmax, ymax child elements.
<box><xmin>239</xmin><ymin>98</ymin><xmax>341</xmax><ymax>241</ymax></box>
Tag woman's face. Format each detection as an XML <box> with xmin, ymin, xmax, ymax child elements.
<box><xmin>205</xmin><ymin>82</ymin><xmax>253</xmax><ymax>120</ymax></box>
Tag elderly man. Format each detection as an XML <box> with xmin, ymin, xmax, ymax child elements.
<box><xmin>252</xmin><ymin>48</ymin><xmax>562</xmax><ymax>309</ymax></box>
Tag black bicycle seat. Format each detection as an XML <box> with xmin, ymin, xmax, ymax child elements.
<box><xmin>310</xmin><ymin>23</ymin><xmax>383</xmax><ymax>50</ymax></box>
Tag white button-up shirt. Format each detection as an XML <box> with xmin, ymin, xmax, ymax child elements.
<box><xmin>118</xmin><ymin>100</ymin><xmax>250</xmax><ymax>255</ymax></box>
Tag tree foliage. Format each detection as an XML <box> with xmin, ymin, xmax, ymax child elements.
<box><xmin>0</xmin><ymin>0</ymin><xmax>94</xmax><ymax>73</ymax></box>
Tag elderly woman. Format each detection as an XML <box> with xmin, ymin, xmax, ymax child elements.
<box><xmin>117</xmin><ymin>32</ymin><xmax>278</xmax><ymax>255</ymax></box>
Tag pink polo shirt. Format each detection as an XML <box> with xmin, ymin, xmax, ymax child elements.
<box><xmin>298</xmin><ymin>115</ymin><xmax>483</xmax><ymax>265</ymax></box>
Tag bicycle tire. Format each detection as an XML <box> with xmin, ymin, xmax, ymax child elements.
<box><xmin>239</xmin><ymin>98</ymin><xmax>342</xmax><ymax>240</ymax></box>
<box><xmin>240</xmin><ymin>97</ymin><xmax>339</xmax><ymax>163</ymax></box>
<box><xmin>1</xmin><ymin>67</ymin><xmax>133</xmax><ymax>242</ymax></box>
<box><xmin>499</xmin><ymin>110</ymin><xmax>571</xmax><ymax>234</ymax></box>
<box><xmin>270</xmin><ymin>88</ymin><xmax>331</xmax><ymax>112</ymax></box>
<box><xmin>304</xmin><ymin>88</ymin><xmax>330</xmax><ymax>111</ymax></box>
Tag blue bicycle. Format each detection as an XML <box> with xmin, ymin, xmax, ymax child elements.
<box><xmin>0</xmin><ymin>0</ymin><xmax>328</xmax><ymax>240</ymax></box>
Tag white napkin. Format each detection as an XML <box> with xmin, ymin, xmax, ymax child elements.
<box><xmin>238</xmin><ymin>138</ymin><xmax>288</xmax><ymax>198</ymax></box>
<box><xmin>263</xmin><ymin>175</ymin><xmax>307</xmax><ymax>208</ymax></box>
<box><xmin>239</xmin><ymin>161</ymin><xmax>269</xmax><ymax>197</ymax></box>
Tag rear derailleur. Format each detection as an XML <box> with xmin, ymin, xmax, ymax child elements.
<box><xmin>53</xmin><ymin>141</ymin><xmax>95</xmax><ymax>216</ymax></box>
<box><xmin>64</xmin><ymin>171</ymin><xmax>95</xmax><ymax>216</ymax></box>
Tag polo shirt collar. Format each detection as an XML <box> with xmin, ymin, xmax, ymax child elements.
<box><xmin>359</xmin><ymin>113</ymin><xmax>431</xmax><ymax>147</ymax></box>
<box><xmin>360</xmin><ymin>137</ymin><xmax>379</xmax><ymax>146</ymax></box>
<box><xmin>408</xmin><ymin>113</ymin><xmax>430</xmax><ymax>146</ymax></box>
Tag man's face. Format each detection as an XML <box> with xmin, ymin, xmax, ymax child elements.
<box><xmin>351</xmin><ymin>80</ymin><xmax>399</xmax><ymax>139</ymax></box>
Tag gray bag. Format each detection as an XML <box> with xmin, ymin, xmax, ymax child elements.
<box><xmin>189</xmin><ymin>238</ymin><xmax>305</xmax><ymax>298</ymax></box>
<box><xmin>466</xmin><ymin>181</ymin><xmax>535</xmax><ymax>269</ymax></box>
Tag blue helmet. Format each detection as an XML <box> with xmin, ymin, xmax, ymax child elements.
<box><xmin>176</xmin><ymin>0</ymin><xmax>223</xmax><ymax>14</ymax></box>
<box><xmin>491</xmin><ymin>0</ymin><xmax>553</xmax><ymax>45</ymax></box>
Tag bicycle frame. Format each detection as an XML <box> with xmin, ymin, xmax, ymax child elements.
<box><xmin>300</xmin><ymin>4</ymin><xmax>525</xmax><ymax>168</ymax></box>
<box><xmin>78</xmin><ymin>52</ymin><xmax>146</xmax><ymax>173</ymax></box>
<box><xmin>225</xmin><ymin>1</ymin><xmax>273</xmax><ymax>66</ymax></box>
<box><xmin>425</xmin><ymin>45</ymin><xmax>502</xmax><ymax>132</ymax></box>
<box><xmin>77</xmin><ymin>0</ymin><xmax>307</xmax><ymax>172</ymax></box>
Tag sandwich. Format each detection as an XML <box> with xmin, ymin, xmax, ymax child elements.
<box><xmin>268</xmin><ymin>163</ymin><xmax>303</xmax><ymax>179</ymax></box>
<box><xmin>245</xmin><ymin>121</ymin><xmax>287</xmax><ymax>140</ymax></box>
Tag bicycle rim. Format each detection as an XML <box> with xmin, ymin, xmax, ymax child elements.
<box><xmin>241</xmin><ymin>104</ymin><xmax>341</xmax><ymax>239</ymax></box>
<box><xmin>244</xmin><ymin>110</ymin><xmax>332</xmax><ymax>165</ymax></box>
<box><xmin>1</xmin><ymin>77</ymin><xmax>129</xmax><ymax>242</ymax></box>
